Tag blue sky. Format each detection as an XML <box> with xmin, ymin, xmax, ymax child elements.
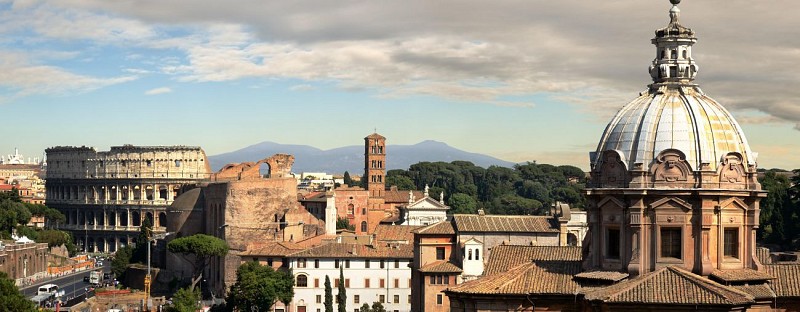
<box><xmin>1</xmin><ymin>0</ymin><xmax>799</xmax><ymax>171</ymax></box>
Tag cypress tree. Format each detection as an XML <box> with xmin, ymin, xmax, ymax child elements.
<box><xmin>324</xmin><ymin>275</ymin><xmax>333</xmax><ymax>312</ymax></box>
<box><xmin>337</xmin><ymin>266</ymin><xmax>347</xmax><ymax>312</ymax></box>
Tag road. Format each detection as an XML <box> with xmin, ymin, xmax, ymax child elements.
<box><xmin>21</xmin><ymin>258</ymin><xmax>112</xmax><ymax>300</ymax></box>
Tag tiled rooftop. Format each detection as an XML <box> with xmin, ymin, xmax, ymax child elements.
<box><xmin>241</xmin><ymin>241</ymin><xmax>304</xmax><ymax>256</ymax></box>
<box><xmin>731</xmin><ymin>284</ymin><xmax>776</xmax><ymax>300</ymax></box>
<box><xmin>412</xmin><ymin>221</ymin><xmax>455</xmax><ymax>235</ymax></box>
<box><xmin>710</xmin><ymin>269</ymin><xmax>774</xmax><ymax>283</ymax></box>
<box><xmin>288</xmin><ymin>242</ymin><xmax>413</xmax><ymax>259</ymax></box>
<box><xmin>584</xmin><ymin>266</ymin><xmax>754</xmax><ymax>305</ymax></box>
<box><xmin>373</xmin><ymin>224</ymin><xmax>423</xmax><ymax>242</ymax></box>
<box><xmin>484</xmin><ymin>245</ymin><xmax>582</xmax><ymax>275</ymax></box>
<box><xmin>575</xmin><ymin>271</ymin><xmax>629</xmax><ymax>282</ymax></box>
<box><xmin>764</xmin><ymin>264</ymin><xmax>800</xmax><ymax>298</ymax></box>
<box><xmin>447</xmin><ymin>260</ymin><xmax>581</xmax><ymax>295</ymax></box>
<box><xmin>453</xmin><ymin>214</ymin><xmax>559</xmax><ymax>233</ymax></box>
<box><xmin>418</xmin><ymin>261</ymin><xmax>463</xmax><ymax>273</ymax></box>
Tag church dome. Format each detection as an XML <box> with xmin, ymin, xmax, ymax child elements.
<box><xmin>591</xmin><ymin>1</ymin><xmax>755</xmax><ymax>173</ymax></box>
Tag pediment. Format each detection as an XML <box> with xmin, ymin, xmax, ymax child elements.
<box><xmin>407</xmin><ymin>197</ymin><xmax>448</xmax><ymax>210</ymax></box>
<box><xmin>463</xmin><ymin>237</ymin><xmax>483</xmax><ymax>246</ymax></box>
<box><xmin>719</xmin><ymin>197</ymin><xmax>749</xmax><ymax>211</ymax></box>
<box><xmin>650</xmin><ymin>197</ymin><xmax>692</xmax><ymax>211</ymax></box>
<box><xmin>597</xmin><ymin>196</ymin><xmax>625</xmax><ymax>210</ymax></box>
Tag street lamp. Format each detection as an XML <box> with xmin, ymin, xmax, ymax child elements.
<box><xmin>144</xmin><ymin>231</ymin><xmax>173</xmax><ymax>311</ymax></box>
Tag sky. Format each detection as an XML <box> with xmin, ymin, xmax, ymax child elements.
<box><xmin>1</xmin><ymin>0</ymin><xmax>799</xmax><ymax>171</ymax></box>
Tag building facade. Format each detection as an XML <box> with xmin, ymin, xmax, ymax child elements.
<box><xmin>45</xmin><ymin>145</ymin><xmax>211</xmax><ymax>253</ymax></box>
<box><xmin>289</xmin><ymin>243</ymin><xmax>414</xmax><ymax>312</ymax></box>
<box><xmin>0</xmin><ymin>239</ymin><xmax>49</xmax><ymax>286</ymax></box>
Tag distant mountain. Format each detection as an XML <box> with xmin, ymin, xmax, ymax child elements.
<box><xmin>208</xmin><ymin>140</ymin><xmax>516</xmax><ymax>174</ymax></box>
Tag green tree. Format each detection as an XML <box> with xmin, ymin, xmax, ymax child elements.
<box><xmin>131</xmin><ymin>216</ymin><xmax>153</xmax><ymax>263</ymax></box>
<box><xmin>385</xmin><ymin>170</ymin><xmax>415</xmax><ymax>190</ymax></box>
<box><xmin>166</xmin><ymin>286</ymin><xmax>200</xmax><ymax>312</ymax></box>
<box><xmin>371</xmin><ymin>301</ymin><xmax>386</xmax><ymax>312</ymax></box>
<box><xmin>0</xmin><ymin>199</ymin><xmax>31</xmax><ymax>236</ymax></box>
<box><xmin>759</xmin><ymin>171</ymin><xmax>791</xmax><ymax>245</ymax></box>
<box><xmin>227</xmin><ymin>261</ymin><xmax>294</xmax><ymax>312</ymax></box>
<box><xmin>0</xmin><ymin>271</ymin><xmax>36</xmax><ymax>311</ymax></box>
<box><xmin>336</xmin><ymin>217</ymin><xmax>354</xmax><ymax>231</ymax></box>
<box><xmin>448</xmin><ymin>193</ymin><xmax>478</xmax><ymax>214</ymax></box>
<box><xmin>0</xmin><ymin>188</ymin><xmax>21</xmax><ymax>202</ymax></box>
<box><xmin>343</xmin><ymin>171</ymin><xmax>354</xmax><ymax>187</ymax></box>
<box><xmin>112</xmin><ymin>245</ymin><xmax>133</xmax><ymax>279</ymax></box>
<box><xmin>167</xmin><ymin>234</ymin><xmax>229</xmax><ymax>290</ymax></box>
<box><xmin>359</xmin><ymin>303</ymin><xmax>371</xmax><ymax>312</ymax></box>
<box><xmin>324</xmin><ymin>275</ymin><xmax>333</xmax><ymax>312</ymax></box>
<box><xmin>337</xmin><ymin>267</ymin><xmax>346</xmax><ymax>312</ymax></box>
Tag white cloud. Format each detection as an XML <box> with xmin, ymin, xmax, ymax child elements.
<box><xmin>289</xmin><ymin>84</ymin><xmax>313</xmax><ymax>92</ymax></box>
<box><xmin>0</xmin><ymin>51</ymin><xmax>135</xmax><ymax>96</ymax></box>
<box><xmin>3</xmin><ymin>0</ymin><xmax>800</xmax><ymax>130</ymax></box>
<box><xmin>144</xmin><ymin>87</ymin><xmax>172</xmax><ymax>95</ymax></box>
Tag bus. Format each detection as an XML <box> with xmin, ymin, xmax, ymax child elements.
<box><xmin>37</xmin><ymin>284</ymin><xmax>58</xmax><ymax>296</ymax></box>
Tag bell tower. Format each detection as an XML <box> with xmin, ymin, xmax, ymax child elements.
<box><xmin>364</xmin><ymin>132</ymin><xmax>386</xmax><ymax>207</ymax></box>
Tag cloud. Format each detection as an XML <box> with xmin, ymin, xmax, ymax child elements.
<box><xmin>0</xmin><ymin>51</ymin><xmax>135</xmax><ymax>97</ymax></box>
<box><xmin>3</xmin><ymin>0</ymin><xmax>800</xmax><ymax>128</ymax></box>
<box><xmin>289</xmin><ymin>84</ymin><xmax>313</xmax><ymax>92</ymax></box>
<box><xmin>144</xmin><ymin>87</ymin><xmax>172</xmax><ymax>95</ymax></box>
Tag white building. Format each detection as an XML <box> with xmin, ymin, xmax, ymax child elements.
<box><xmin>288</xmin><ymin>243</ymin><xmax>414</xmax><ymax>312</ymax></box>
<box><xmin>402</xmin><ymin>185</ymin><xmax>448</xmax><ymax>226</ymax></box>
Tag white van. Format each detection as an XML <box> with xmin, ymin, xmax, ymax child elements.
<box><xmin>37</xmin><ymin>284</ymin><xmax>58</xmax><ymax>296</ymax></box>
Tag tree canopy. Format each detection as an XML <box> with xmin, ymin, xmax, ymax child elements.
<box><xmin>0</xmin><ymin>271</ymin><xmax>36</xmax><ymax>311</ymax></box>
<box><xmin>167</xmin><ymin>234</ymin><xmax>229</xmax><ymax>290</ymax></box>
<box><xmin>385</xmin><ymin>161</ymin><xmax>587</xmax><ymax>215</ymax></box>
<box><xmin>166</xmin><ymin>286</ymin><xmax>201</xmax><ymax>312</ymax></box>
<box><xmin>759</xmin><ymin>169</ymin><xmax>800</xmax><ymax>250</ymax></box>
<box><xmin>227</xmin><ymin>261</ymin><xmax>294</xmax><ymax>312</ymax></box>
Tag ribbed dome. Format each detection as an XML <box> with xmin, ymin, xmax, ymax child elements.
<box><xmin>594</xmin><ymin>85</ymin><xmax>755</xmax><ymax>172</ymax></box>
<box><xmin>591</xmin><ymin>1</ymin><xmax>755</xmax><ymax>173</ymax></box>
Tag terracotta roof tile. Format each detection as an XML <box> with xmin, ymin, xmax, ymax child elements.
<box><xmin>412</xmin><ymin>221</ymin><xmax>455</xmax><ymax>235</ymax></box>
<box><xmin>447</xmin><ymin>260</ymin><xmax>581</xmax><ymax>295</ymax></box>
<box><xmin>453</xmin><ymin>214</ymin><xmax>559</xmax><ymax>233</ymax></box>
<box><xmin>484</xmin><ymin>245</ymin><xmax>582</xmax><ymax>275</ymax></box>
<box><xmin>373</xmin><ymin>225</ymin><xmax>423</xmax><ymax>242</ymax></box>
<box><xmin>418</xmin><ymin>261</ymin><xmax>463</xmax><ymax>273</ymax></box>
<box><xmin>288</xmin><ymin>242</ymin><xmax>413</xmax><ymax>259</ymax></box>
<box><xmin>764</xmin><ymin>264</ymin><xmax>800</xmax><ymax>298</ymax></box>
<box><xmin>584</xmin><ymin>266</ymin><xmax>754</xmax><ymax>305</ymax></box>
<box><xmin>384</xmin><ymin>190</ymin><xmax>424</xmax><ymax>203</ymax></box>
<box><xmin>731</xmin><ymin>284</ymin><xmax>776</xmax><ymax>300</ymax></box>
<box><xmin>242</xmin><ymin>241</ymin><xmax>304</xmax><ymax>256</ymax></box>
<box><xmin>710</xmin><ymin>269</ymin><xmax>774</xmax><ymax>283</ymax></box>
<box><xmin>756</xmin><ymin>247</ymin><xmax>772</xmax><ymax>264</ymax></box>
<box><xmin>575</xmin><ymin>271</ymin><xmax>629</xmax><ymax>282</ymax></box>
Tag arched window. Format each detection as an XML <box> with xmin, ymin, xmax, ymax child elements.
<box><xmin>361</xmin><ymin>221</ymin><xmax>367</xmax><ymax>232</ymax></box>
<box><xmin>348</xmin><ymin>204</ymin><xmax>355</xmax><ymax>215</ymax></box>
<box><xmin>475</xmin><ymin>249</ymin><xmax>480</xmax><ymax>260</ymax></box>
<box><xmin>296</xmin><ymin>274</ymin><xmax>308</xmax><ymax>287</ymax></box>
<box><xmin>468</xmin><ymin>249</ymin><xmax>472</xmax><ymax>260</ymax></box>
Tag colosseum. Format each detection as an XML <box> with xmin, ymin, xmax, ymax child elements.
<box><xmin>45</xmin><ymin>145</ymin><xmax>211</xmax><ymax>253</ymax></box>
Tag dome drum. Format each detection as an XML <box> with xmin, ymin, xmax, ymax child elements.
<box><xmin>589</xmin><ymin>147</ymin><xmax>759</xmax><ymax>190</ymax></box>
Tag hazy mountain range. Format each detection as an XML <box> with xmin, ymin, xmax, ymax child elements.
<box><xmin>208</xmin><ymin>140</ymin><xmax>516</xmax><ymax>174</ymax></box>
